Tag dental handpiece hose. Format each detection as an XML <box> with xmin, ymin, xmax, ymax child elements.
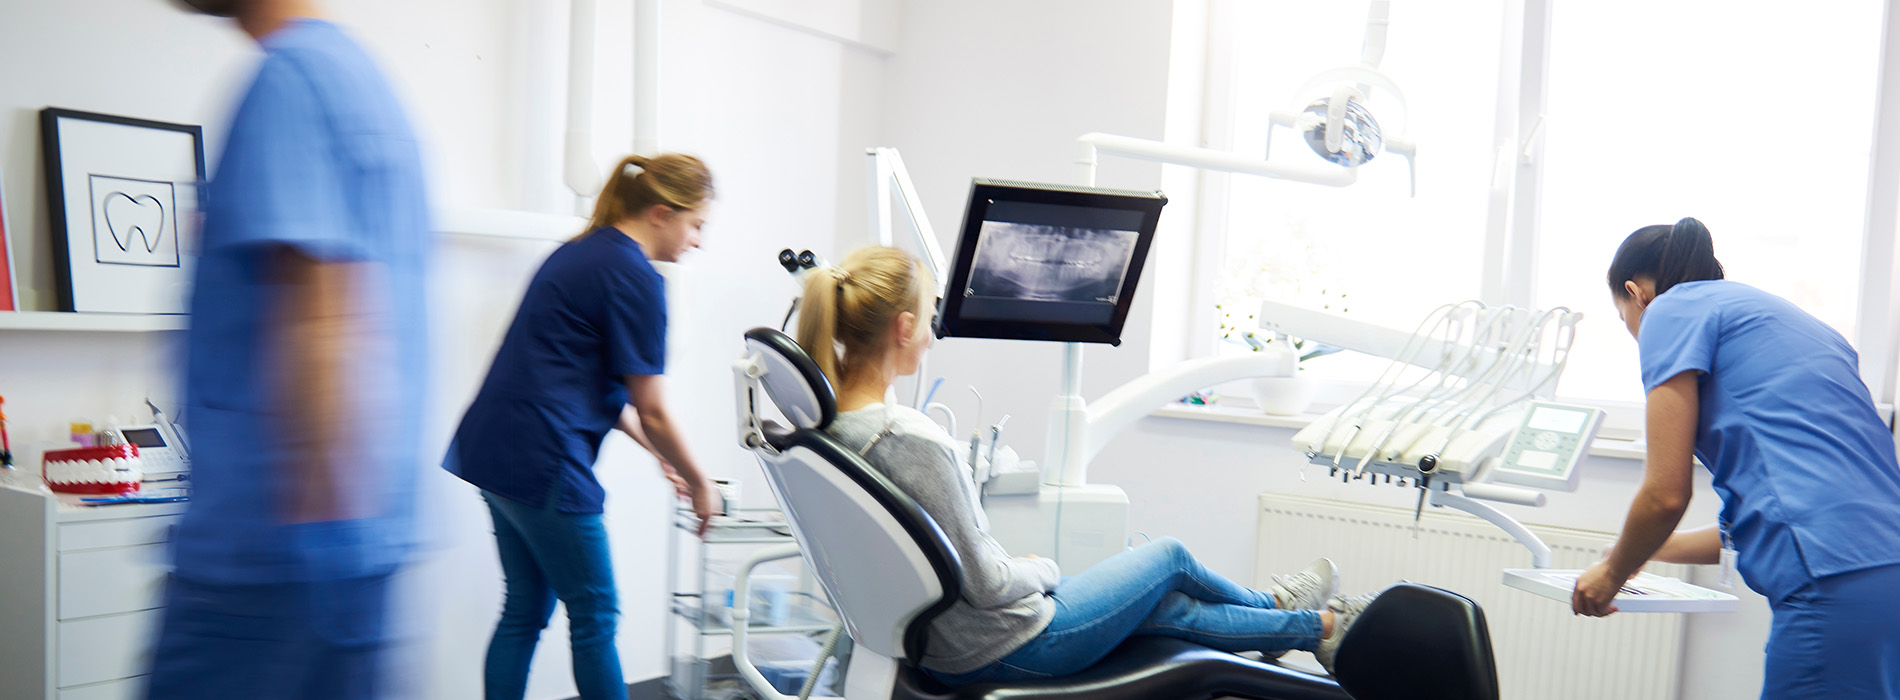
<box><xmin>987</xmin><ymin>414</ymin><xmax>1010</xmax><ymax>466</ymax></box>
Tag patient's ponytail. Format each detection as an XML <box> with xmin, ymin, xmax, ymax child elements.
<box><xmin>799</xmin><ymin>268</ymin><xmax>845</xmax><ymax>387</ymax></box>
<box><xmin>1606</xmin><ymin>216</ymin><xmax>1725</xmax><ymax>298</ymax></box>
<box><xmin>795</xmin><ymin>247</ymin><xmax>935</xmax><ymax>389</ymax></box>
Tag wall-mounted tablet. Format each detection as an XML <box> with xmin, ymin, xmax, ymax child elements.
<box><xmin>934</xmin><ymin>179</ymin><xmax>1167</xmax><ymax>345</ymax></box>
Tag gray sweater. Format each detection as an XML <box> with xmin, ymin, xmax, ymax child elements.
<box><xmin>827</xmin><ymin>404</ymin><xmax>1060</xmax><ymax>673</ymax></box>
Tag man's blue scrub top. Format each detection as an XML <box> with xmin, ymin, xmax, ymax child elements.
<box><xmin>1638</xmin><ymin>280</ymin><xmax>1900</xmax><ymax>602</ymax></box>
<box><xmin>181</xmin><ymin>19</ymin><xmax>429</xmax><ymax>584</ymax></box>
<box><xmin>445</xmin><ymin>228</ymin><xmax>667</xmax><ymax>514</ymax></box>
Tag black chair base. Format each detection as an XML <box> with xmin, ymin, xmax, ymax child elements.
<box><xmin>892</xmin><ymin>637</ymin><xmax>1351</xmax><ymax>700</ymax></box>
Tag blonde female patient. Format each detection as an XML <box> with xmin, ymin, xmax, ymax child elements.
<box><xmin>794</xmin><ymin>246</ymin><xmax>1389</xmax><ymax>686</ymax></box>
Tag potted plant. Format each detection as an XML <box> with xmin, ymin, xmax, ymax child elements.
<box><xmin>1233</xmin><ymin>331</ymin><xmax>1339</xmax><ymax>415</ymax></box>
<box><xmin>1213</xmin><ymin>215</ymin><xmax>1345</xmax><ymax>415</ymax></box>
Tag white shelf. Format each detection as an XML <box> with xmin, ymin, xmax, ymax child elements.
<box><xmin>0</xmin><ymin>312</ymin><xmax>187</xmax><ymax>333</ymax></box>
<box><xmin>671</xmin><ymin>599</ymin><xmax>837</xmax><ymax>636</ymax></box>
<box><xmin>434</xmin><ymin>207</ymin><xmax>583</xmax><ymax>242</ymax></box>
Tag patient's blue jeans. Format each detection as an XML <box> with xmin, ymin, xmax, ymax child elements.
<box><xmin>929</xmin><ymin>537</ymin><xmax>1323</xmax><ymax>685</ymax></box>
<box><xmin>480</xmin><ymin>490</ymin><xmax>623</xmax><ymax>700</ymax></box>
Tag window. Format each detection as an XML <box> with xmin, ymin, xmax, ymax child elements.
<box><xmin>1212</xmin><ymin>1</ymin><xmax>1507</xmax><ymax>383</ymax></box>
<box><xmin>1198</xmin><ymin>0</ymin><xmax>1896</xmax><ymax>426</ymax></box>
<box><xmin>1534</xmin><ymin>0</ymin><xmax>1885</xmax><ymax>403</ymax></box>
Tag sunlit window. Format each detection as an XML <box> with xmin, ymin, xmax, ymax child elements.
<box><xmin>1216</xmin><ymin>1</ymin><xmax>1506</xmax><ymax>381</ymax></box>
<box><xmin>1535</xmin><ymin>0</ymin><xmax>1883</xmax><ymax>402</ymax></box>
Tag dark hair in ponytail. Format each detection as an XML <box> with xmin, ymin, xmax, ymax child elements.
<box><xmin>1606</xmin><ymin>217</ymin><xmax>1724</xmax><ymax>299</ymax></box>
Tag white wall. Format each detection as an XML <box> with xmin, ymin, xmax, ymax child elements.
<box><xmin>0</xmin><ymin>0</ymin><xmax>882</xmax><ymax>698</ymax></box>
<box><xmin>872</xmin><ymin>2</ymin><xmax>1770</xmax><ymax>699</ymax></box>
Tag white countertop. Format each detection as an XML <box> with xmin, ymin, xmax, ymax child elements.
<box><xmin>0</xmin><ymin>471</ymin><xmax>190</xmax><ymax>521</ymax></box>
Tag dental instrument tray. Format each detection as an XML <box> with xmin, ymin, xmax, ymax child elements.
<box><xmin>1501</xmin><ymin>568</ymin><xmax>1739</xmax><ymax>613</ymax></box>
<box><xmin>934</xmin><ymin>179</ymin><xmax>1167</xmax><ymax>345</ymax></box>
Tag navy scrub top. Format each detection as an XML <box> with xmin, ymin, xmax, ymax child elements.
<box><xmin>1638</xmin><ymin>280</ymin><xmax>1900</xmax><ymax>602</ymax></box>
<box><xmin>446</xmin><ymin>228</ymin><xmax>666</xmax><ymax>513</ymax></box>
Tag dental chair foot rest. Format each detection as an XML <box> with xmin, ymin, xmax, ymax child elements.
<box><xmin>892</xmin><ymin>636</ymin><xmax>1351</xmax><ymax>700</ymax></box>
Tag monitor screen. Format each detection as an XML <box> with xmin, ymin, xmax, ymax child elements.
<box><xmin>936</xmin><ymin>180</ymin><xmax>1166</xmax><ymax>345</ymax></box>
<box><xmin>122</xmin><ymin>428</ymin><xmax>166</xmax><ymax>448</ymax></box>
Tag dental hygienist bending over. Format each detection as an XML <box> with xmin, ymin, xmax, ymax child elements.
<box><xmin>797</xmin><ymin>246</ymin><xmax>1388</xmax><ymax>686</ymax></box>
<box><xmin>1573</xmin><ymin>217</ymin><xmax>1900</xmax><ymax>698</ymax></box>
<box><xmin>445</xmin><ymin>154</ymin><xmax>724</xmax><ymax>700</ymax></box>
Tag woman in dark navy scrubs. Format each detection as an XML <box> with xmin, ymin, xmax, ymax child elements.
<box><xmin>445</xmin><ymin>153</ymin><xmax>722</xmax><ymax>700</ymax></box>
<box><xmin>1575</xmin><ymin>218</ymin><xmax>1900</xmax><ymax>698</ymax></box>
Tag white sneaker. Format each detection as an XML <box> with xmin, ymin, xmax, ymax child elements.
<box><xmin>1315</xmin><ymin>591</ymin><xmax>1379</xmax><ymax>675</ymax></box>
<box><xmin>1269</xmin><ymin>558</ymin><xmax>1339</xmax><ymax>611</ymax></box>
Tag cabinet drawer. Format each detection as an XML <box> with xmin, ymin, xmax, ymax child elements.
<box><xmin>58</xmin><ymin>609</ymin><xmax>161</xmax><ymax>688</ymax></box>
<box><xmin>59</xmin><ymin>676</ymin><xmax>146</xmax><ymax>700</ymax></box>
<box><xmin>59</xmin><ymin>516</ymin><xmax>179</xmax><ymax>552</ymax></box>
<box><xmin>59</xmin><ymin>545</ymin><xmax>170</xmax><ymax>620</ymax></box>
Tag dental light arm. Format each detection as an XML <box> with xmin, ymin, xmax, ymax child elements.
<box><xmin>867</xmin><ymin>147</ymin><xmax>948</xmax><ymax>286</ymax></box>
<box><xmin>1044</xmin><ymin>133</ymin><xmax>1361</xmax><ymax>488</ymax></box>
<box><xmin>1077</xmin><ymin>353</ymin><xmax>1298</xmax><ymax>470</ymax></box>
<box><xmin>1075</xmin><ymin>133</ymin><xmax>1357</xmax><ymax>188</ymax></box>
<box><xmin>865</xmin><ymin>147</ymin><xmax>950</xmax><ymax>409</ymax></box>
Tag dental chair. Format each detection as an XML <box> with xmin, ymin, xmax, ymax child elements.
<box><xmin>731</xmin><ymin>327</ymin><xmax>1500</xmax><ymax>700</ymax></box>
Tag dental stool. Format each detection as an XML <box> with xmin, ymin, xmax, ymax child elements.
<box><xmin>731</xmin><ymin>328</ymin><xmax>1499</xmax><ymax>700</ymax></box>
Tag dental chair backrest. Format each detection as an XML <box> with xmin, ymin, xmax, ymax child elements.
<box><xmin>735</xmin><ymin>327</ymin><xmax>964</xmax><ymax>662</ymax></box>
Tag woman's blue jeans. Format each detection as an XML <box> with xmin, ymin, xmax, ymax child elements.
<box><xmin>930</xmin><ymin>537</ymin><xmax>1323</xmax><ymax>686</ymax></box>
<box><xmin>480</xmin><ymin>490</ymin><xmax>623</xmax><ymax>700</ymax></box>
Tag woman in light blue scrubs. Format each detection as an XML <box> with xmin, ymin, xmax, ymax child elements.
<box><xmin>1574</xmin><ymin>217</ymin><xmax>1900</xmax><ymax>698</ymax></box>
<box><xmin>445</xmin><ymin>154</ymin><xmax>724</xmax><ymax>700</ymax></box>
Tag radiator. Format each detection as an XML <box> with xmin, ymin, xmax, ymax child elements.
<box><xmin>1253</xmin><ymin>493</ymin><xmax>1684</xmax><ymax>700</ymax></box>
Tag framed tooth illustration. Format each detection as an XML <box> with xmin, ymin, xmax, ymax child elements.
<box><xmin>40</xmin><ymin>108</ymin><xmax>205</xmax><ymax>314</ymax></box>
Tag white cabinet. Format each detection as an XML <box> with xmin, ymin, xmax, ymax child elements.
<box><xmin>0</xmin><ymin>483</ymin><xmax>186</xmax><ymax>700</ymax></box>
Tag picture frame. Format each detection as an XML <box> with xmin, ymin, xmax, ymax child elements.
<box><xmin>40</xmin><ymin>108</ymin><xmax>205</xmax><ymax>314</ymax></box>
<box><xmin>0</xmin><ymin>165</ymin><xmax>17</xmax><ymax>311</ymax></box>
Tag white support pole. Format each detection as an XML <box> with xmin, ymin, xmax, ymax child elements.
<box><xmin>563</xmin><ymin>0</ymin><xmax>601</xmax><ymax>214</ymax></box>
<box><xmin>728</xmin><ymin>544</ymin><xmax>808</xmax><ymax>700</ymax></box>
<box><xmin>1430</xmin><ymin>489</ymin><xmax>1552</xmax><ymax>568</ymax></box>
<box><xmin>634</xmin><ymin>0</ymin><xmax>662</xmax><ymax>156</ymax></box>
<box><xmin>868</xmin><ymin>149</ymin><xmax>894</xmax><ymax>247</ymax></box>
<box><xmin>1049</xmin><ymin>343</ymin><xmax>1088</xmax><ymax>486</ymax></box>
<box><xmin>1047</xmin><ymin>139</ymin><xmax>1101</xmax><ymax>487</ymax></box>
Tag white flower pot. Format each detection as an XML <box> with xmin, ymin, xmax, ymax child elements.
<box><xmin>1251</xmin><ymin>372</ymin><xmax>1319</xmax><ymax>416</ymax></box>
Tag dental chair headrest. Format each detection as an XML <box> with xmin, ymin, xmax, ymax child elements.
<box><xmin>743</xmin><ymin>327</ymin><xmax>837</xmax><ymax>431</ymax></box>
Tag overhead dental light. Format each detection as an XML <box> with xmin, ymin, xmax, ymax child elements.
<box><xmin>1265</xmin><ymin>0</ymin><xmax>1417</xmax><ymax>195</ymax></box>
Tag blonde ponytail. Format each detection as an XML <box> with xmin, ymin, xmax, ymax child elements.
<box><xmin>798</xmin><ymin>269</ymin><xmax>845</xmax><ymax>386</ymax></box>
<box><xmin>794</xmin><ymin>247</ymin><xmax>935</xmax><ymax>389</ymax></box>
<box><xmin>579</xmin><ymin>153</ymin><xmax>715</xmax><ymax>239</ymax></box>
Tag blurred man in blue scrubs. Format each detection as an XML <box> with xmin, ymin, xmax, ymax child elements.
<box><xmin>148</xmin><ymin>1</ymin><xmax>428</xmax><ymax>698</ymax></box>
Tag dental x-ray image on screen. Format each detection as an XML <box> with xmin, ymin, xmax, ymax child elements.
<box><xmin>935</xmin><ymin>179</ymin><xmax>1166</xmax><ymax>345</ymax></box>
<box><xmin>967</xmin><ymin>222</ymin><xmax>1138</xmax><ymax>306</ymax></box>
